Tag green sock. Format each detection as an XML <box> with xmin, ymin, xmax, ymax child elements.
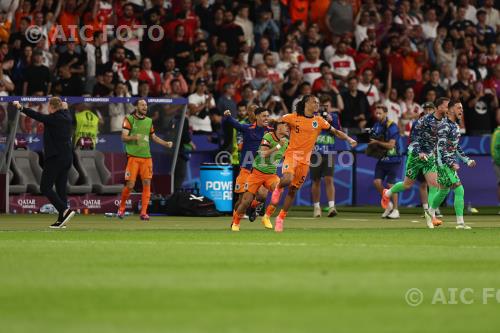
<box><xmin>428</xmin><ymin>186</ymin><xmax>438</xmax><ymax>207</ymax></box>
<box><xmin>431</xmin><ymin>188</ymin><xmax>450</xmax><ymax>209</ymax></box>
<box><xmin>454</xmin><ymin>185</ymin><xmax>465</xmax><ymax>217</ymax></box>
<box><xmin>389</xmin><ymin>182</ymin><xmax>406</xmax><ymax>195</ymax></box>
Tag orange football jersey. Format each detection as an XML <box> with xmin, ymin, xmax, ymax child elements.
<box><xmin>282</xmin><ymin>113</ymin><xmax>331</xmax><ymax>164</ymax></box>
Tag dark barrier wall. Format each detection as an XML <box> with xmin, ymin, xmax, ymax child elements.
<box><xmin>14</xmin><ymin>134</ymin><xmax>496</xmax><ymax>207</ymax></box>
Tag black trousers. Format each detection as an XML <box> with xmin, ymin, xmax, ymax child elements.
<box><xmin>40</xmin><ymin>154</ymin><xmax>72</xmax><ymax>218</ymax></box>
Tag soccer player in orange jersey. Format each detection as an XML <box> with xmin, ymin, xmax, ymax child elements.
<box><xmin>270</xmin><ymin>95</ymin><xmax>357</xmax><ymax>232</ymax></box>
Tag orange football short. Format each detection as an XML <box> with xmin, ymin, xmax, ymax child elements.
<box><xmin>125</xmin><ymin>156</ymin><xmax>153</xmax><ymax>181</ymax></box>
<box><xmin>282</xmin><ymin>155</ymin><xmax>309</xmax><ymax>189</ymax></box>
<box><xmin>246</xmin><ymin>169</ymin><xmax>280</xmax><ymax>195</ymax></box>
<box><xmin>235</xmin><ymin>167</ymin><xmax>251</xmax><ymax>194</ymax></box>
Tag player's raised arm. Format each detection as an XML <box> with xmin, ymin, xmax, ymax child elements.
<box><xmin>223</xmin><ymin>110</ymin><xmax>251</xmax><ymax>132</ymax></box>
<box><xmin>330</xmin><ymin>127</ymin><xmax>357</xmax><ymax>147</ymax></box>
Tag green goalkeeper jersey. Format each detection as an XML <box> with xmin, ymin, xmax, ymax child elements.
<box><xmin>123</xmin><ymin>114</ymin><xmax>154</xmax><ymax>158</ymax></box>
<box><xmin>253</xmin><ymin>132</ymin><xmax>288</xmax><ymax>174</ymax></box>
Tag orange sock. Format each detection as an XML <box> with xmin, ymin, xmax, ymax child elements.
<box><xmin>119</xmin><ymin>187</ymin><xmax>131</xmax><ymax>211</ymax></box>
<box><xmin>232</xmin><ymin>210</ymin><xmax>244</xmax><ymax>225</ymax></box>
<box><xmin>251</xmin><ymin>200</ymin><xmax>259</xmax><ymax>208</ymax></box>
<box><xmin>265</xmin><ymin>204</ymin><xmax>276</xmax><ymax>217</ymax></box>
<box><xmin>140</xmin><ymin>184</ymin><xmax>151</xmax><ymax>215</ymax></box>
<box><xmin>278</xmin><ymin>209</ymin><xmax>287</xmax><ymax>219</ymax></box>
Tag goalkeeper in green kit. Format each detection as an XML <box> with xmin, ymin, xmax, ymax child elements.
<box><xmin>425</xmin><ymin>100</ymin><xmax>476</xmax><ymax>229</ymax></box>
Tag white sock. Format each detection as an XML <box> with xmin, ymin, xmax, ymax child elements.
<box><xmin>423</xmin><ymin>203</ymin><xmax>429</xmax><ymax>210</ymax></box>
<box><xmin>428</xmin><ymin>208</ymin><xmax>436</xmax><ymax>217</ymax></box>
<box><xmin>457</xmin><ymin>216</ymin><xmax>464</xmax><ymax>225</ymax></box>
<box><xmin>313</xmin><ymin>202</ymin><xmax>320</xmax><ymax>209</ymax></box>
<box><xmin>328</xmin><ymin>201</ymin><xmax>335</xmax><ymax>208</ymax></box>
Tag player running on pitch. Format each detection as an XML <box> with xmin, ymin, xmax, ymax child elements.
<box><xmin>381</xmin><ymin>97</ymin><xmax>449</xmax><ymax>228</ymax></box>
<box><xmin>223</xmin><ymin>107</ymin><xmax>273</xmax><ymax>221</ymax></box>
<box><xmin>118</xmin><ymin>99</ymin><xmax>173</xmax><ymax>220</ymax></box>
<box><xmin>231</xmin><ymin>121</ymin><xmax>289</xmax><ymax>231</ymax></box>
<box><xmin>426</xmin><ymin>100</ymin><xmax>476</xmax><ymax>229</ymax></box>
<box><xmin>270</xmin><ymin>95</ymin><xmax>357</xmax><ymax>232</ymax></box>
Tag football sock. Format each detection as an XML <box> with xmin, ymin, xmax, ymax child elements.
<box><xmin>454</xmin><ymin>185</ymin><xmax>465</xmax><ymax>218</ymax></box>
<box><xmin>140</xmin><ymin>184</ymin><xmax>151</xmax><ymax>215</ymax></box>
<box><xmin>430</xmin><ymin>188</ymin><xmax>450</xmax><ymax>214</ymax></box>
<box><xmin>457</xmin><ymin>216</ymin><xmax>465</xmax><ymax>225</ymax></box>
<box><xmin>428</xmin><ymin>186</ymin><xmax>438</xmax><ymax>207</ymax></box>
<box><xmin>119</xmin><ymin>187</ymin><xmax>131</xmax><ymax>211</ymax></box>
<box><xmin>313</xmin><ymin>202</ymin><xmax>320</xmax><ymax>209</ymax></box>
<box><xmin>328</xmin><ymin>201</ymin><xmax>335</xmax><ymax>208</ymax></box>
<box><xmin>423</xmin><ymin>203</ymin><xmax>429</xmax><ymax>210</ymax></box>
<box><xmin>232</xmin><ymin>210</ymin><xmax>243</xmax><ymax>225</ymax></box>
<box><xmin>387</xmin><ymin>182</ymin><xmax>405</xmax><ymax>196</ymax></box>
<box><xmin>278</xmin><ymin>209</ymin><xmax>287</xmax><ymax>219</ymax></box>
<box><xmin>265</xmin><ymin>205</ymin><xmax>276</xmax><ymax>217</ymax></box>
<box><xmin>251</xmin><ymin>200</ymin><xmax>259</xmax><ymax>208</ymax></box>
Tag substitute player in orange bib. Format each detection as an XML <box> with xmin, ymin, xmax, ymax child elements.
<box><xmin>270</xmin><ymin>95</ymin><xmax>357</xmax><ymax>232</ymax></box>
<box><xmin>117</xmin><ymin>99</ymin><xmax>173</xmax><ymax>220</ymax></box>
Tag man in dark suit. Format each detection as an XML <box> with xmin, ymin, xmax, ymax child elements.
<box><xmin>13</xmin><ymin>97</ymin><xmax>76</xmax><ymax>228</ymax></box>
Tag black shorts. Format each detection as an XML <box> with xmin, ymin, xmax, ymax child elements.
<box><xmin>310</xmin><ymin>153</ymin><xmax>334</xmax><ymax>180</ymax></box>
<box><xmin>374</xmin><ymin>161</ymin><xmax>400</xmax><ymax>184</ymax></box>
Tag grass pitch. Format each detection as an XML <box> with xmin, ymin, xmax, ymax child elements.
<box><xmin>1</xmin><ymin>208</ymin><xmax>500</xmax><ymax>333</ymax></box>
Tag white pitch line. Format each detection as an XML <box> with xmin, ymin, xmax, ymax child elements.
<box><xmin>340</xmin><ymin>218</ymin><xmax>369</xmax><ymax>222</ymax></box>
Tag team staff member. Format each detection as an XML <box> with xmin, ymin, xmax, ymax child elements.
<box><xmin>117</xmin><ymin>99</ymin><xmax>173</xmax><ymax>221</ymax></box>
<box><xmin>13</xmin><ymin>98</ymin><xmax>76</xmax><ymax>228</ymax></box>
<box><xmin>311</xmin><ymin>95</ymin><xmax>342</xmax><ymax>218</ymax></box>
<box><xmin>370</xmin><ymin>104</ymin><xmax>401</xmax><ymax>219</ymax></box>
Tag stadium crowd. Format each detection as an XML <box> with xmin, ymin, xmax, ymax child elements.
<box><xmin>0</xmin><ymin>0</ymin><xmax>499</xmax><ymax>138</ymax></box>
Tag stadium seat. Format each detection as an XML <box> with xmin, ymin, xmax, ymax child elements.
<box><xmin>10</xmin><ymin>150</ymin><xmax>42</xmax><ymax>194</ymax></box>
<box><xmin>8</xmin><ymin>167</ymin><xmax>28</xmax><ymax>194</ymax></box>
<box><xmin>74</xmin><ymin>150</ymin><xmax>123</xmax><ymax>194</ymax></box>
<box><xmin>66</xmin><ymin>163</ymin><xmax>93</xmax><ymax>194</ymax></box>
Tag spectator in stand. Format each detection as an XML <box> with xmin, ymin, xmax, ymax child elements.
<box><xmin>421</xmin><ymin>8</ymin><xmax>439</xmax><ymax>40</ymax></box>
<box><xmin>254</xmin><ymin>6</ymin><xmax>280</xmax><ymax>51</ymax></box>
<box><xmin>325</xmin><ymin>0</ymin><xmax>353</xmax><ymax>36</ymax></box>
<box><xmin>251</xmin><ymin>63</ymin><xmax>273</xmax><ymax>104</ymax></box>
<box><xmin>53</xmin><ymin>65</ymin><xmax>84</xmax><ymax>96</ymax></box>
<box><xmin>299</xmin><ymin>45</ymin><xmax>323</xmax><ymax>84</ymax></box>
<box><xmin>330</xmin><ymin>41</ymin><xmax>356</xmax><ymax>86</ymax></box>
<box><xmin>355</xmin><ymin>39</ymin><xmax>379</xmax><ymax>75</ymax></box>
<box><xmin>138</xmin><ymin>57</ymin><xmax>162</xmax><ymax>96</ymax></box>
<box><xmin>93</xmin><ymin>70</ymin><xmax>114</xmax><ymax>97</ymax></box>
<box><xmin>188</xmin><ymin>78</ymin><xmax>215</xmax><ymax>134</ymax></box>
<box><xmin>400</xmin><ymin>86</ymin><xmax>422</xmax><ymax>135</ymax></box>
<box><xmin>0</xmin><ymin>3</ymin><xmax>16</xmax><ymax>43</ymax></box>
<box><xmin>358</xmin><ymin>68</ymin><xmax>380</xmax><ymax>107</ymax></box>
<box><xmin>219</xmin><ymin>10</ymin><xmax>245</xmax><ymax>57</ymax></box>
<box><xmin>217</xmin><ymin>82</ymin><xmax>237</xmax><ymax>117</ymax></box>
<box><xmin>57</xmin><ymin>40</ymin><xmax>85</xmax><ymax>76</ymax></box>
<box><xmin>341</xmin><ymin>76</ymin><xmax>370</xmax><ymax>129</ymax></box>
<box><xmin>276</xmin><ymin>45</ymin><xmax>295</xmax><ymax>77</ymax></box>
<box><xmin>234</xmin><ymin>4</ymin><xmax>254</xmax><ymax>49</ymax></box>
<box><xmin>162</xmin><ymin>68</ymin><xmax>188</xmax><ymax>96</ymax></box>
<box><xmin>480</xmin><ymin>0</ymin><xmax>499</xmax><ymax>31</ymax></box>
<box><xmin>394</xmin><ymin>0</ymin><xmax>420</xmax><ymax>28</ymax></box>
<box><xmin>264</xmin><ymin>52</ymin><xmax>283</xmax><ymax>82</ymax></box>
<box><xmin>126</xmin><ymin>65</ymin><xmax>140</xmax><ymax>96</ymax></box>
<box><xmin>476</xmin><ymin>9</ymin><xmax>496</xmax><ymax>46</ymax></box>
<box><xmin>421</xmin><ymin>69</ymin><xmax>447</xmax><ymax>102</ymax></box>
<box><xmin>108</xmin><ymin>82</ymin><xmax>133</xmax><ymax>133</ymax></box>
<box><xmin>23</xmin><ymin>50</ymin><xmax>50</xmax><ymax>96</ymax></box>
<box><xmin>252</xmin><ymin>37</ymin><xmax>279</xmax><ymax>67</ymax></box>
<box><xmin>210</xmin><ymin>41</ymin><xmax>232</xmax><ymax>68</ymax></box>
<box><xmin>104</xmin><ymin>46</ymin><xmax>129</xmax><ymax>83</ymax></box>
<box><xmin>82</xmin><ymin>31</ymin><xmax>109</xmax><ymax>90</ymax></box>
<box><xmin>314</xmin><ymin>72</ymin><xmax>344</xmax><ymax>113</ymax></box>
